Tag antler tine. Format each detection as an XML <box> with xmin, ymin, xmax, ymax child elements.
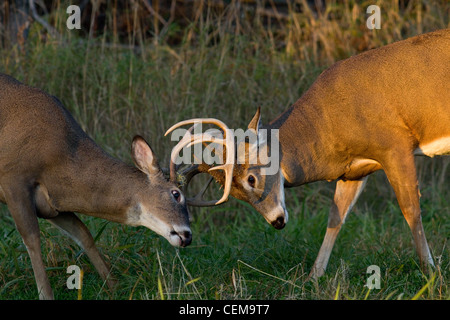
<box><xmin>165</xmin><ymin>118</ymin><xmax>235</xmax><ymax>205</ymax></box>
<box><xmin>186</xmin><ymin>176</ymin><xmax>218</xmax><ymax>207</ymax></box>
<box><xmin>208</xmin><ymin>163</ymin><xmax>233</xmax><ymax>205</ymax></box>
<box><xmin>169</xmin><ymin>131</ymin><xmax>218</xmax><ymax>182</ymax></box>
<box><xmin>176</xmin><ymin>164</ymin><xmax>217</xmax><ymax>207</ymax></box>
<box><xmin>165</xmin><ymin>118</ymin><xmax>229</xmax><ymax>137</ymax></box>
<box><xmin>183</xmin><ymin>133</ymin><xmax>234</xmax><ymax>205</ymax></box>
<box><xmin>168</xmin><ymin>124</ymin><xmax>198</xmax><ymax>182</ymax></box>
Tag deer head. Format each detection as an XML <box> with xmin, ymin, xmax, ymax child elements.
<box><xmin>130</xmin><ymin>135</ymin><xmax>192</xmax><ymax>247</ymax></box>
<box><xmin>165</xmin><ymin>108</ymin><xmax>288</xmax><ymax>229</ymax></box>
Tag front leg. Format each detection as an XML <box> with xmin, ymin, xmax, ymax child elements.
<box><xmin>48</xmin><ymin>212</ymin><xmax>116</xmax><ymax>290</ymax></box>
<box><xmin>310</xmin><ymin>177</ymin><xmax>368</xmax><ymax>278</ymax></box>
<box><xmin>2</xmin><ymin>182</ymin><xmax>53</xmax><ymax>299</ymax></box>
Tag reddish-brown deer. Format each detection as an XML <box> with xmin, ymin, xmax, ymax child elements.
<box><xmin>166</xmin><ymin>29</ymin><xmax>449</xmax><ymax>277</ymax></box>
<box><xmin>0</xmin><ymin>74</ymin><xmax>192</xmax><ymax>299</ymax></box>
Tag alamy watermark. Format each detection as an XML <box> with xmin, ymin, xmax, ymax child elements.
<box><xmin>365</xmin><ymin>265</ymin><xmax>381</xmax><ymax>289</ymax></box>
<box><xmin>66</xmin><ymin>4</ymin><xmax>382</xmax><ymax>31</ymax></box>
<box><xmin>366</xmin><ymin>5</ymin><xmax>381</xmax><ymax>29</ymax></box>
<box><xmin>66</xmin><ymin>5</ymin><xmax>81</xmax><ymax>30</ymax></box>
<box><xmin>66</xmin><ymin>264</ymin><xmax>82</xmax><ymax>290</ymax></box>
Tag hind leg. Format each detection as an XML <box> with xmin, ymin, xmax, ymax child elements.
<box><xmin>382</xmin><ymin>151</ymin><xmax>434</xmax><ymax>269</ymax></box>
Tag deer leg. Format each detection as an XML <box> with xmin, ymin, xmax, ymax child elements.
<box><xmin>382</xmin><ymin>153</ymin><xmax>434</xmax><ymax>270</ymax></box>
<box><xmin>310</xmin><ymin>177</ymin><xmax>368</xmax><ymax>278</ymax></box>
<box><xmin>47</xmin><ymin>212</ymin><xmax>116</xmax><ymax>289</ymax></box>
<box><xmin>3</xmin><ymin>184</ymin><xmax>53</xmax><ymax>299</ymax></box>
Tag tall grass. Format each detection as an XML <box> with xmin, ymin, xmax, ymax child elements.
<box><xmin>0</xmin><ymin>1</ymin><xmax>448</xmax><ymax>299</ymax></box>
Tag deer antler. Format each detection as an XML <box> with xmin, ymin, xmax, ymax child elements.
<box><xmin>165</xmin><ymin>118</ymin><xmax>235</xmax><ymax>205</ymax></box>
<box><xmin>177</xmin><ymin>164</ymin><xmax>218</xmax><ymax>207</ymax></box>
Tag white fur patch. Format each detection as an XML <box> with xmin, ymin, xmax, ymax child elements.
<box><xmin>414</xmin><ymin>137</ymin><xmax>450</xmax><ymax>157</ymax></box>
<box><xmin>279</xmin><ymin>174</ymin><xmax>288</xmax><ymax>223</ymax></box>
<box><xmin>263</xmin><ymin>173</ymin><xmax>288</xmax><ymax>224</ymax></box>
<box><xmin>351</xmin><ymin>159</ymin><xmax>380</xmax><ymax>166</ymax></box>
<box><xmin>342</xmin><ymin>176</ymin><xmax>368</xmax><ymax>224</ymax></box>
<box><xmin>129</xmin><ymin>203</ymin><xmax>171</xmax><ymax>239</ymax></box>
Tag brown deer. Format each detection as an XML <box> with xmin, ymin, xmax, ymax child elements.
<box><xmin>166</xmin><ymin>29</ymin><xmax>450</xmax><ymax>277</ymax></box>
<box><xmin>0</xmin><ymin>74</ymin><xmax>192</xmax><ymax>299</ymax></box>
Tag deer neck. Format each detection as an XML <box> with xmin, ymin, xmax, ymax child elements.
<box><xmin>45</xmin><ymin>138</ymin><xmax>145</xmax><ymax>223</ymax></box>
<box><xmin>268</xmin><ymin>98</ymin><xmax>345</xmax><ymax>186</ymax></box>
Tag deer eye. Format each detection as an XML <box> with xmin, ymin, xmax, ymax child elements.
<box><xmin>171</xmin><ymin>190</ymin><xmax>181</xmax><ymax>203</ymax></box>
<box><xmin>247</xmin><ymin>175</ymin><xmax>256</xmax><ymax>188</ymax></box>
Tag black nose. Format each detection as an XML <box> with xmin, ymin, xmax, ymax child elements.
<box><xmin>170</xmin><ymin>229</ymin><xmax>192</xmax><ymax>247</ymax></box>
<box><xmin>271</xmin><ymin>216</ymin><xmax>285</xmax><ymax>230</ymax></box>
<box><xmin>181</xmin><ymin>230</ymin><xmax>192</xmax><ymax>247</ymax></box>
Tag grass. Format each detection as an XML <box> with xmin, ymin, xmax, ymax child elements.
<box><xmin>0</xmin><ymin>0</ymin><xmax>449</xmax><ymax>300</ymax></box>
<box><xmin>0</xmin><ymin>172</ymin><xmax>448</xmax><ymax>300</ymax></box>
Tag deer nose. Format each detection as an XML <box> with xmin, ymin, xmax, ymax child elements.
<box><xmin>180</xmin><ymin>230</ymin><xmax>192</xmax><ymax>247</ymax></box>
<box><xmin>271</xmin><ymin>216</ymin><xmax>286</xmax><ymax>230</ymax></box>
<box><xmin>170</xmin><ymin>229</ymin><xmax>192</xmax><ymax>247</ymax></box>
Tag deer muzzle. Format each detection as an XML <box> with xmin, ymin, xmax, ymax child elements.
<box><xmin>169</xmin><ymin>227</ymin><xmax>192</xmax><ymax>247</ymax></box>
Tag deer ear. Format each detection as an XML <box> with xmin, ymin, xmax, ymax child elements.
<box><xmin>247</xmin><ymin>107</ymin><xmax>261</xmax><ymax>134</ymax></box>
<box><xmin>131</xmin><ymin>135</ymin><xmax>161</xmax><ymax>176</ymax></box>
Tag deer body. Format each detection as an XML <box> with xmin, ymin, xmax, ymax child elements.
<box><xmin>168</xmin><ymin>29</ymin><xmax>449</xmax><ymax>277</ymax></box>
<box><xmin>0</xmin><ymin>74</ymin><xmax>192</xmax><ymax>299</ymax></box>
<box><xmin>264</xmin><ymin>29</ymin><xmax>449</xmax><ymax>275</ymax></box>
<box><xmin>274</xmin><ymin>29</ymin><xmax>450</xmax><ymax>187</ymax></box>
